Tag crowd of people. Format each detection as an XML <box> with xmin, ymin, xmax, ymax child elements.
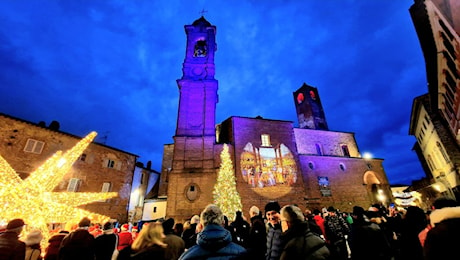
<box><xmin>0</xmin><ymin>197</ymin><xmax>459</xmax><ymax>260</ymax></box>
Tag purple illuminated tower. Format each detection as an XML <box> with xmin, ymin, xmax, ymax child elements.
<box><xmin>176</xmin><ymin>16</ymin><xmax>218</xmax><ymax>137</ymax></box>
<box><xmin>163</xmin><ymin>16</ymin><xmax>219</xmax><ymax>217</ymax></box>
<box><xmin>173</xmin><ymin>16</ymin><xmax>218</xmax><ymax>169</ymax></box>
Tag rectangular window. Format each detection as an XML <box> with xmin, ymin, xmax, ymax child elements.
<box><xmin>107</xmin><ymin>160</ymin><xmax>115</xmax><ymax>168</ymax></box>
<box><xmin>99</xmin><ymin>182</ymin><xmax>111</xmax><ymax>202</ymax></box>
<box><xmin>341</xmin><ymin>144</ymin><xmax>350</xmax><ymax>157</ymax></box>
<box><xmin>67</xmin><ymin>178</ymin><xmax>80</xmax><ymax>192</ymax></box>
<box><xmin>101</xmin><ymin>182</ymin><xmax>111</xmax><ymax>192</ymax></box>
<box><xmin>79</xmin><ymin>153</ymin><xmax>87</xmax><ymax>162</ymax></box>
<box><xmin>24</xmin><ymin>139</ymin><xmax>45</xmax><ymax>154</ymax></box>
<box><xmin>261</xmin><ymin>134</ymin><xmax>271</xmax><ymax>147</ymax></box>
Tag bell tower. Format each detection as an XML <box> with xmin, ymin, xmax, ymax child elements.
<box><xmin>293</xmin><ymin>83</ymin><xmax>328</xmax><ymax>130</ymax></box>
<box><xmin>173</xmin><ymin>16</ymin><xmax>218</xmax><ymax>169</ymax></box>
<box><xmin>166</xmin><ymin>16</ymin><xmax>219</xmax><ymax>219</ymax></box>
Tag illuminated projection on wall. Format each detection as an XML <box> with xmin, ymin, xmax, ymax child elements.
<box><xmin>240</xmin><ymin>143</ymin><xmax>297</xmax><ymax>197</ymax></box>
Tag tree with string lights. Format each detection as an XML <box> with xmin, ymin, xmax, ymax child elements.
<box><xmin>213</xmin><ymin>143</ymin><xmax>242</xmax><ymax>220</ymax></box>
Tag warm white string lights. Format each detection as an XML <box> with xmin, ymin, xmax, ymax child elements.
<box><xmin>0</xmin><ymin>131</ymin><xmax>118</xmax><ymax>248</ymax></box>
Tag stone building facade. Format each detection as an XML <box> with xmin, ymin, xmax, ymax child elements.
<box><xmin>0</xmin><ymin>112</ymin><xmax>138</xmax><ymax>223</ymax></box>
<box><xmin>159</xmin><ymin>16</ymin><xmax>393</xmax><ymax>222</ymax></box>
<box><xmin>409</xmin><ymin>0</ymin><xmax>460</xmax><ymax>200</ymax></box>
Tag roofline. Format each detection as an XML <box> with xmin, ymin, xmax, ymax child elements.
<box><xmin>0</xmin><ymin>112</ymin><xmax>139</xmax><ymax>157</ymax></box>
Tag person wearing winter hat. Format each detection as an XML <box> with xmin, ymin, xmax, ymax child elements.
<box><xmin>24</xmin><ymin>229</ymin><xmax>44</xmax><ymax>260</ymax></box>
<box><xmin>117</xmin><ymin>223</ymin><xmax>133</xmax><ymax>251</ymax></box>
<box><xmin>264</xmin><ymin>201</ymin><xmax>283</xmax><ymax>260</ymax></box>
<box><xmin>131</xmin><ymin>226</ymin><xmax>139</xmax><ymax>241</ymax></box>
<box><xmin>0</xmin><ymin>218</ymin><xmax>26</xmax><ymax>260</ymax></box>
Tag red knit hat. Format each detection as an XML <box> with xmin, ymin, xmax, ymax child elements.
<box><xmin>121</xmin><ymin>224</ymin><xmax>129</xmax><ymax>231</ymax></box>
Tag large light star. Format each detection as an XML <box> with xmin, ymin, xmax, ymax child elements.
<box><xmin>0</xmin><ymin>131</ymin><xmax>118</xmax><ymax>246</ymax></box>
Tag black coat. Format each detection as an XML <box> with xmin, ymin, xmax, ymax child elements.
<box><xmin>58</xmin><ymin>228</ymin><xmax>95</xmax><ymax>260</ymax></box>
<box><xmin>94</xmin><ymin>232</ymin><xmax>117</xmax><ymax>260</ymax></box>
<box><xmin>0</xmin><ymin>231</ymin><xmax>26</xmax><ymax>260</ymax></box>
<box><xmin>280</xmin><ymin>221</ymin><xmax>330</xmax><ymax>260</ymax></box>
<box><xmin>117</xmin><ymin>244</ymin><xmax>166</xmax><ymax>260</ymax></box>
<box><xmin>349</xmin><ymin>217</ymin><xmax>391</xmax><ymax>260</ymax></box>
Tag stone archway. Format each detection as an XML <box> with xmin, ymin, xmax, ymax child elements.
<box><xmin>362</xmin><ymin>171</ymin><xmax>386</xmax><ymax>206</ymax></box>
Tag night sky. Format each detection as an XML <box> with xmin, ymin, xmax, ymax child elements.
<box><xmin>0</xmin><ymin>0</ymin><xmax>427</xmax><ymax>185</ymax></box>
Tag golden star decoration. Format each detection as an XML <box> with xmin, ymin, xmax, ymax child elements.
<box><xmin>0</xmin><ymin>131</ymin><xmax>118</xmax><ymax>247</ymax></box>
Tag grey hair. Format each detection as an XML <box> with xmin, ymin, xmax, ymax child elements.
<box><xmin>200</xmin><ymin>204</ymin><xmax>224</xmax><ymax>226</ymax></box>
<box><xmin>249</xmin><ymin>206</ymin><xmax>260</xmax><ymax>216</ymax></box>
<box><xmin>280</xmin><ymin>204</ymin><xmax>304</xmax><ymax>223</ymax></box>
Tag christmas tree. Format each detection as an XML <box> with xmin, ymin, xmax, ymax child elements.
<box><xmin>213</xmin><ymin>143</ymin><xmax>243</xmax><ymax>220</ymax></box>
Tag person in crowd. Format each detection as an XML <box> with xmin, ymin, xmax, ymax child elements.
<box><xmin>162</xmin><ymin>218</ymin><xmax>185</xmax><ymax>260</ymax></box>
<box><xmin>117</xmin><ymin>224</ymin><xmax>133</xmax><ymax>252</ymax></box>
<box><xmin>230</xmin><ymin>210</ymin><xmax>250</xmax><ymax>248</ymax></box>
<box><xmin>117</xmin><ymin>222</ymin><xmax>167</xmax><ymax>260</ymax></box>
<box><xmin>58</xmin><ymin>217</ymin><xmax>96</xmax><ymax>260</ymax></box>
<box><xmin>181</xmin><ymin>215</ymin><xmax>200</xmax><ymax>249</ymax></box>
<box><xmin>246</xmin><ymin>205</ymin><xmax>266</xmax><ymax>259</ymax></box>
<box><xmin>304</xmin><ymin>209</ymin><xmax>324</xmax><ymax>237</ymax></box>
<box><xmin>24</xmin><ymin>229</ymin><xmax>44</xmax><ymax>260</ymax></box>
<box><xmin>265</xmin><ymin>201</ymin><xmax>283</xmax><ymax>260</ymax></box>
<box><xmin>312</xmin><ymin>209</ymin><xmax>326</xmax><ymax>239</ymax></box>
<box><xmin>418</xmin><ymin>210</ymin><xmax>432</xmax><ymax>247</ymax></box>
<box><xmin>223</xmin><ymin>215</ymin><xmax>237</xmax><ymax>243</ymax></box>
<box><xmin>178</xmin><ymin>204</ymin><xmax>247</xmax><ymax>260</ymax></box>
<box><xmin>131</xmin><ymin>226</ymin><xmax>139</xmax><ymax>241</ymax></box>
<box><xmin>44</xmin><ymin>230</ymin><xmax>69</xmax><ymax>260</ymax></box>
<box><xmin>90</xmin><ymin>224</ymin><xmax>103</xmax><ymax>238</ymax></box>
<box><xmin>324</xmin><ymin>206</ymin><xmax>350</xmax><ymax>260</ymax></box>
<box><xmin>349</xmin><ymin>206</ymin><xmax>391</xmax><ymax>260</ymax></box>
<box><xmin>385</xmin><ymin>203</ymin><xmax>403</xmax><ymax>259</ymax></box>
<box><xmin>366</xmin><ymin>205</ymin><xmax>397</xmax><ymax>257</ymax></box>
<box><xmin>398</xmin><ymin>206</ymin><xmax>426</xmax><ymax>260</ymax></box>
<box><xmin>173</xmin><ymin>223</ymin><xmax>184</xmax><ymax>238</ymax></box>
<box><xmin>279</xmin><ymin>204</ymin><xmax>330</xmax><ymax>260</ymax></box>
<box><xmin>418</xmin><ymin>197</ymin><xmax>457</xmax><ymax>247</ymax></box>
<box><xmin>0</xmin><ymin>218</ymin><xmax>26</xmax><ymax>260</ymax></box>
<box><xmin>94</xmin><ymin>222</ymin><xmax>118</xmax><ymax>260</ymax></box>
<box><xmin>423</xmin><ymin>197</ymin><xmax>460</xmax><ymax>260</ymax></box>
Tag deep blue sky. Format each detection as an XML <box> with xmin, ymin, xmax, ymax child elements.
<box><xmin>0</xmin><ymin>0</ymin><xmax>427</xmax><ymax>185</ymax></box>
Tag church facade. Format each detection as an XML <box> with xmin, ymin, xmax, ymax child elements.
<box><xmin>158</xmin><ymin>17</ymin><xmax>392</xmax><ymax>221</ymax></box>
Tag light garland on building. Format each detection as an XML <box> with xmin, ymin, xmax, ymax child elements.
<box><xmin>213</xmin><ymin>143</ymin><xmax>243</xmax><ymax>220</ymax></box>
<box><xmin>0</xmin><ymin>131</ymin><xmax>117</xmax><ymax>247</ymax></box>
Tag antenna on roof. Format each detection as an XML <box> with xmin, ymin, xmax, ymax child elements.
<box><xmin>199</xmin><ymin>9</ymin><xmax>208</xmax><ymax>16</ymax></box>
<box><xmin>101</xmin><ymin>131</ymin><xmax>110</xmax><ymax>144</ymax></box>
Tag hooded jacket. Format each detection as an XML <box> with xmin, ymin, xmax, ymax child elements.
<box><xmin>179</xmin><ymin>224</ymin><xmax>247</xmax><ymax>260</ymax></box>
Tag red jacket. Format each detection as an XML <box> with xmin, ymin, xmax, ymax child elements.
<box><xmin>117</xmin><ymin>232</ymin><xmax>133</xmax><ymax>251</ymax></box>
